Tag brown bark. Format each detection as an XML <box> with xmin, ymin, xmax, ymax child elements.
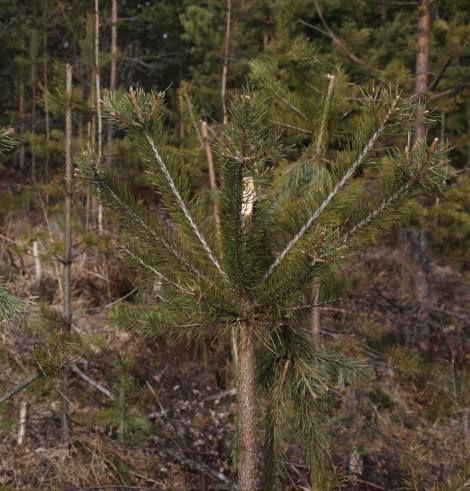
<box><xmin>61</xmin><ymin>63</ymin><xmax>73</xmax><ymax>446</ymax></box>
<box><xmin>31</xmin><ymin>57</ymin><xmax>37</xmax><ymax>183</ymax></box>
<box><xmin>410</xmin><ymin>0</ymin><xmax>432</xmax><ymax>351</ymax></box>
<box><xmin>178</xmin><ymin>89</ymin><xmax>184</xmax><ymax>140</ymax></box>
<box><xmin>413</xmin><ymin>0</ymin><xmax>431</xmax><ymax>143</ymax></box>
<box><xmin>95</xmin><ymin>0</ymin><xmax>103</xmax><ymax>232</ymax></box>
<box><xmin>407</xmin><ymin>228</ymin><xmax>431</xmax><ymax>351</ymax></box>
<box><xmin>221</xmin><ymin>0</ymin><xmax>231</xmax><ymax>126</ymax></box>
<box><xmin>106</xmin><ymin>0</ymin><xmax>118</xmax><ymax>170</ymax></box>
<box><xmin>467</xmin><ymin>102</ymin><xmax>470</xmax><ymax>168</ymax></box>
<box><xmin>19</xmin><ymin>80</ymin><xmax>25</xmax><ymax>170</ymax></box>
<box><xmin>43</xmin><ymin>0</ymin><xmax>50</xmax><ymax>181</ymax></box>
<box><xmin>237</xmin><ymin>322</ymin><xmax>261</xmax><ymax>491</ymax></box>
<box><xmin>311</xmin><ymin>283</ymin><xmax>321</xmax><ymax>340</ymax></box>
<box><xmin>109</xmin><ymin>0</ymin><xmax>118</xmax><ymax>94</ymax></box>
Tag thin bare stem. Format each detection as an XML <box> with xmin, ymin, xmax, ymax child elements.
<box><xmin>221</xmin><ymin>0</ymin><xmax>232</xmax><ymax>126</ymax></box>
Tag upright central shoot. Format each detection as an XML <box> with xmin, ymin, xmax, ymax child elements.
<box><xmin>77</xmin><ymin>87</ymin><xmax>446</xmax><ymax>490</ymax></box>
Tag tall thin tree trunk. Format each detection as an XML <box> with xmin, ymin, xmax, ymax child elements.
<box><xmin>178</xmin><ymin>89</ymin><xmax>185</xmax><ymax>140</ymax></box>
<box><xmin>106</xmin><ymin>0</ymin><xmax>118</xmax><ymax>170</ymax></box>
<box><xmin>410</xmin><ymin>0</ymin><xmax>432</xmax><ymax>350</ymax></box>
<box><xmin>95</xmin><ymin>0</ymin><xmax>103</xmax><ymax>232</ymax></box>
<box><xmin>90</xmin><ymin>10</ymin><xmax>97</xmax><ymax>230</ymax></box>
<box><xmin>43</xmin><ymin>0</ymin><xmax>50</xmax><ymax>181</ymax></box>
<box><xmin>86</xmin><ymin>120</ymin><xmax>92</xmax><ymax>231</ymax></box>
<box><xmin>237</xmin><ymin>322</ymin><xmax>261</xmax><ymax>491</ymax></box>
<box><xmin>413</xmin><ymin>0</ymin><xmax>430</xmax><ymax>143</ymax></box>
<box><xmin>19</xmin><ymin>80</ymin><xmax>25</xmax><ymax>170</ymax></box>
<box><xmin>61</xmin><ymin>63</ymin><xmax>73</xmax><ymax>446</ymax></box>
<box><xmin>467</xmin><ymin>102</ymin><xmax>470</xmax><ymax>169</ymax></box>
<box><xmin>221</xmin><ymin>0</ymin><xmax>232</xmax><ymax>126</ymax></box>
<box><xmin>30</xmin><ymin>26</ymin><xmax>38</xmax><ymax>183</ymax></box>
<box><xmin>31</xmin><ymin>67</ymin><xmax>36</xmax><ymax>182</ymax></box>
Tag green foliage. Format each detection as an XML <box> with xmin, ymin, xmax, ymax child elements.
<box><xmin>23</xmin><ymin>304</ymin><xmax>82</xmax><ymax>378</ymax></box>
<box><xmin>400</xmin><ymin>441</ymin><xmax>429</xmax><ymax>491</ymax></box>
<box><xmin>425</xmin><ymin>175</ymin><xmax>470</xmax><ymax>259</ymax></box>
<box><xmin>0</xmin><ymin>127</ymin><xmax>18</xmax><ymax>155</ymax></box>
<box><xmin>431</xmin><ymin>468</ymin><xmax>470</xmax><ymax>491</ymax></box>
<box><xmin>389</xmin><ymin>346</ymin><xmax>423</xmax><ymax>381</ymax></box>
<box><xmin>78</xmin><ymin>84</ymin><xmax>447</xmax><ymax>486</ymax></box>
<box><xmin>0</xmin><ymin>283</ymin><xmax>29</xmax><ymax>321</ymax></box>
<box><xmin>83</xmin><ymin>357</ymin><xmax>151</xmax><ymax>442</ymax></box>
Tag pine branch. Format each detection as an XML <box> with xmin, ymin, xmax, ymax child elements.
<box><xmin>264</xmin><ymin>93</ymin><xmax>401</xmax><ymax>280</ymax></box>
<box><xmin>100</xmin><ymin>88</ymin><xmax>227</xmax><ymax>282</ymax></box>
<box><xmin>342</xmin><ymin>138</ymin><xmax>447</xmax><ymax>243</ymax></box>
<box><xmin>342</xmin><ymin>184</ymin><xmax>411</xmax><ymax>243</ymax></box>
<box><xmin>144</xmin><ymin>132</ymin><xmax>228</xmax><ymax>282</ymax></box>
<box><xmin>0</xmin><ymin>284</ymin><xmax>30</xmax><ymax>321</ymax></box>
<box><xmin>0</xmin><ymin>127</ymin><xmax>18</xmax><ymax>155</ymax></box>
<box><xmin>76</xmin><ymin>152</ymin><xmax>203</xmax><ymax>279</ymax></box>
<box><xmin>315</xmin><ymin>74</ymin><xmax>336</xmax><ymax>159</ymax></box>
<box><xmin>123</xmin><ymin>246</ymin><xmax>192</xmax><ymax>296</ymax></box>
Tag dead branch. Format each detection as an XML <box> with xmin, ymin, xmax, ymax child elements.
<box><xmin>298</xmin><ymin>1</ymin><xmax>384</xmax><ymax>81</ymax></box>
<box><xmin>159</xmin><ymin>445</ymin><xmax>234</xmax><ymax>487</ymax></box>
<box><xmin>17</xmin><ymin>400</ymin><xmax>28</xmax><ymax>445</ymax></box>
<box><xmin>70</xmin><ymin>364</ymin><xmax>115</xmax><ymax>400</ymax></box>
<box><xmin>428</xmin><ymin>57</ymin><xmax>452</xmax><ymax>93</ymax></box>
<box><xmin>203</xmin><ymin>388</ymin><xmax>237</xmax><ymax>402</ymax></box>
<box><xmin>0</xmin><ymin>372</ymin><xmax>41</xmax><ymax>404</ymax></box>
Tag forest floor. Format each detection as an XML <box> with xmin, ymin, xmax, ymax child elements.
<box><xmin>0</xmin><ymin>211</ymin><xmax>468</xmax><ymax>490</ymax></box>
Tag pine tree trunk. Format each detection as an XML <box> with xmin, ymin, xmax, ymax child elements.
<box><xmin>43</xmin><ymin>0</ymin><xmax>50</xmax><ymax>181</ymax></box>
<box><xmin>61</xmin><ymin>63</ymin><xmax>73</xmax><ymax>446</ymax></box>
<box><xmin>106</xmin><ymin>0</ymin><xmax>118</xmax><ymax>170</ymax></box>
<box><xmin>221</xmin><ymin>0</ymin><xmax>231</xmax><ymax>126</ymax></box>
<box><xmin>413</xmin><ymin>0</ymin><xmax>430</xmax><ymax>142</ymax></box>
<box><xmin>19</xmin><ymin>80</ymin><xmax>25</xmax><ymax>170</ymax></box>
<box><xmin>467</xmin><ymin>102</ymin><xmax>470</xmax><ymax>168</ymax></box>
<box><xmin>310</xmin><ymin>283</ymin><xmax>321</xmax><ymax>340</ymax></box>
<box><xmin>95</xmin><ymin>0</ymin><xmax>103</xmax><ymax>233</ymax></box>
<box><xmin>410</xmin><ymin>0</ymin><xmax>432</xmax><ymax>351</ymax></box>
<box><xmin>31</xmin><ymin>58</ymin><xmax>36</xmax><ymax>183</ymax></box>
<box><xmin>237</xmin><ymin>322</ymin><xmax>261</xmax><ymax>491</ymax></box>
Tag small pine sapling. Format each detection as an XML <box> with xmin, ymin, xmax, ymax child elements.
<box><xmin>0</xmin><ymin>128</ymin><xmax>28</xmax><ymax>322</ymax></box>
<box><xmin>77</xmin><ymin>86</ymin><xmax>447</xmax><ymax>490</ymax></box>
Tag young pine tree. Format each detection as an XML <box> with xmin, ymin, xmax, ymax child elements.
<box><xmin>0</xmin><ymin>127</ymin><xmax>28</xmax><ymax>321</ymax></box>
<box><xmin>77</xmin><ymin>87</ymin><xmax>446</xmax><ymax>490</ymax></box>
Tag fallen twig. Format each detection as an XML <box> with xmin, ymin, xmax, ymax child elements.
<box><xmin>203</xmin><ymin>388</ymin><xmax>237</xmax><ymax>402</ymax></box>
<box><xmin>160</xmin><ymin>445</ymin><xmax>234</xmax><ymax>488</ymax></box>
<box><xmin>70</xmin><ymin>364</ymin><xmax>115</xmax><ymax>400</ymax></box>
<box><xmin>17</xmin><ymin>400</ymin><xmax>28</xmax><ymax>445</ymax></box>
<box><xmin>0</xmin><ymin>372</ymin><xmax>41</xmax><ymax>404</ymax></box>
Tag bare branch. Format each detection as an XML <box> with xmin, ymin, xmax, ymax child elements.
<box><xmin>0</xmin><ymin>372</ymin><xmax>41</xmax><ymax>405</ymax></box>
